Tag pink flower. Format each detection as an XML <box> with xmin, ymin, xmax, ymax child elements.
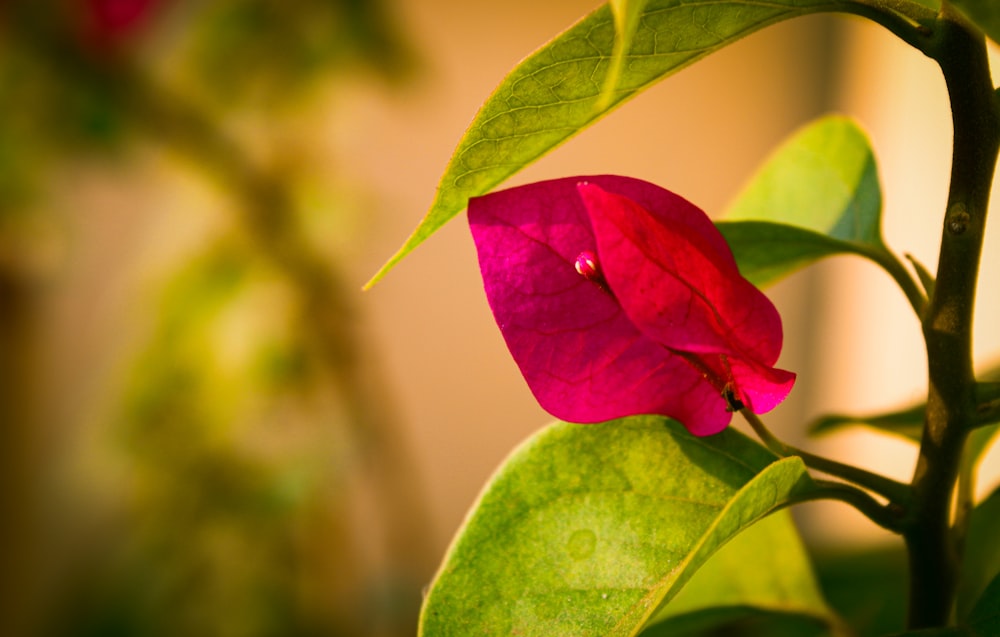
<box><xmin>84</xmin><ymin>0</ymin><xmax>161</xmax><ymax>41</ymax></box>
<box><xmin>468</xmin><ymin>175</ymin><xmax>795</xmax><ymax>436</ymax></box>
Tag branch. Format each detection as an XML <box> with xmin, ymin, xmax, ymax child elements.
<box><xmin>906</xmin><ymin>5</ymin><xmax>1000</xmax><ymax>628</ymax></box>
<box><xmin>741</xmin><ymin>411</ymin><xmax>912</xmax><ymax>506</ymax></box>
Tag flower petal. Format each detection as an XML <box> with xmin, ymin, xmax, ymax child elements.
<box><xmin>577</xmin><ymin>181</ymin><xmax>794</xmax><ymax>413</ymax></box>
<box><xmin>468</xmin><ymin>177</ymin><xmax>732</xmax><ymax>434</ymax></box>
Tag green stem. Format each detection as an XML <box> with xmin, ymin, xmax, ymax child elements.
<box><xmin>868</xmin><ymin>247</ymin><xmax>929</xmax><ymax>317</ymax></box>
<box><xmin>906</xmin><ymin>6</ymin><xmax>1000</xmax><ymax>629</ymax></box>
<box><xmin>797</xmin><ymin>479</ymin><xmax>906</xmax><ymax>533</ymax></box>
<box><xmin>741</xmin><ymin>411</ymin><xmax>911</xmax><ymax>505</ymax></box>
<box><xmin>842</xmin><ymin>0</ymin><xmax>938</xmax><ymax>51</ymax></box>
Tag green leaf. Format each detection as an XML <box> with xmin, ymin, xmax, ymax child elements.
<box><xmin>958</xmin><ymin>486</ymin><xmax>1000</xmax><ymax>620</ymax></box>
<box><xmin>891</xmin><ymin>572</ymin><xmax>1000</xmax><ymax>636</ymax></box>
<box><xmin>814</xmin><ymin>544</ymin><xmax>909</xmax><ymax>636</ymax></box>
<box><xmin>418</xmin><ymin>417</ymin><xmax>821</xmax><ymax>637</ymax></box>
<box><xmin>717</xmin><ymin>115</ymin><xmax>892</xmax><ymax>287</ymax></box>
<box><xmin>810</xmin><ymin>404</ymin><xmax>925</xmax><ymax>443</ymax></box>
<box><xmin>640</xmin><ymin>607</ymin><xmax>831</xmax><ymax>637</ymax></box>
<box><xmin>724</xmin><ymin>116</ymin><xmax>882</xmax><ymax>242</ymax></box>
<box><xmin>968</xmin><ymin>571</ymin><xmax>1000</xmax><ymax>636</ymax></box>
<box><xmin>950</xmin><ymin>0</ymin><xmax>1000</xmax><ymax>47</ymax></box>
<box><xmin>885</xmin><ymin>629</ymin><xmax>970</xmax><ymax>636</ymax></box>
<box><xmin>367</xmin><ymin>0</ymin><xmax>853</xmax><ymax>286</ymax></box>
<box><xmin>810</xmin><ymin>379</ymin><xmax>1000</xmax><ymax>447</ymax></box>
<box><xmin>716</xmin><ymin>221</ymin><xmax>877</xmax><ymax>288</ymax></box>
<box><xmin>640</xmin><ymin>510</ymin><xmax>839</xmax><ymax>635</ymax></box>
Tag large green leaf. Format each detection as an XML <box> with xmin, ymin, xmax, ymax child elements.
<box><xmin>418</xmin><ymin>417</ymin><xmax>820</xmax><ymax>636</ymax></box>
<box><xmin>368</xmin><ymin>0</ymin><xmax>871</xmax><ymax>286</ymax></box>
<box><xmin>717</xmin><ymin>115</ymin><xmax>896</xmax><ymax>288</ymax></box>
<box><xmin>724</xmin><ymin>116</ymin><xmax>882</xmax><ymax>241</ymax></box>
<box><xmin>639</xmin><ymin>510</ymin><xmax>839</xmax><ymax>635</ymax></box>
<box><xmin>950</xmin><ymin>0</ymin><xmax>1000</xmax><ymax>47</ymax></box>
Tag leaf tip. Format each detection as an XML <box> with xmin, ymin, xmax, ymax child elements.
<box><xmin>364</xmin><ymin>199</ymin><xmax>458</xmax><ymax>290</ymax></box>
<box><xmin>363</xmin><ymin>240</ymin><xmax>410</xmax><ymax>290</ymax></box>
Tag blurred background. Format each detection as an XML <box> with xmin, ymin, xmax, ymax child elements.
<box><xmin>0</xmin><ymin>1</ymin><xmax>998</xmax><ymax>636</ymax></box>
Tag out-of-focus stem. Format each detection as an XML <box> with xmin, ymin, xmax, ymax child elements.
<box><xmin>0</xmin><ymin>271</ymin><xmax>41</xmax><ymax>637</ymax></box>
<box><xmin>129</xmin><ymin>83</ymin><xmax>437</xmax><ymax>609</ymax></box>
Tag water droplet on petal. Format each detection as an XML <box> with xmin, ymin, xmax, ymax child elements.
<box><xmin>574</xmin><ymin>251</ymin><xmax>599</xmax><ymax>278</ymax></box>
<box><xmin>575</xmin><ymin>251</ymin><xmax>610</xmax><ymax>293</ymax></box>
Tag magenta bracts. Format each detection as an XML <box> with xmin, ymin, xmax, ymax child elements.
<box><xmin>468</xmin><ymin>175</ymin><xmax>795</xmax><ymax>436</ymax></box>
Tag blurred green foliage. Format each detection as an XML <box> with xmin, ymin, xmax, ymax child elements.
<box><xmin>187</xmin><ymin>0</ymin><xmax>411</xmax><ymax>107</ymax></box>
<box><xmin>0</xmin><ymin>1</ymin><xmax>424</xmax><ymax>636</ymax></box>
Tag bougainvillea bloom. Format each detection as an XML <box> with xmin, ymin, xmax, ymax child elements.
<box><xmin>468</xmin><ymin>175</ymin><xmax>795</xmax><ymax>436</ymax></box>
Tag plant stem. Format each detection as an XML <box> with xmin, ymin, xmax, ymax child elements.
<box><xmin>842</xmin><ymin>0</ymin><xmax>937</xmax><ymax>51</ymax></box>
<box><xmin>741</xmin><ymin>410</ymin><xmax>911</xmax><ymax>505</ymax></box>
<box><xmin>798</xmin><ymin>479</ymin><xmax>905</xmax><ymax>532</ymax></box>
<box><xmin>906</xmin><ymin>6</ymin><xmax>1000</xmax><ymax>629</ymax></box>
<box><xmin>869</xmin><ymin>247</ymin><xmax>928</xmax><ymax>317</ymax></box>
